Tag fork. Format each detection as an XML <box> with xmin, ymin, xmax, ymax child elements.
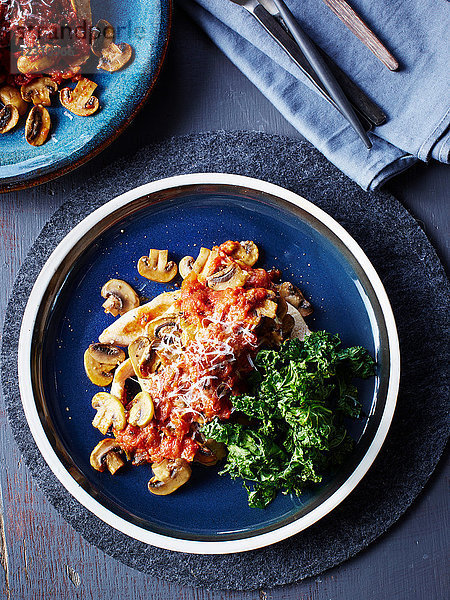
<box><xmin>229</xmin><ymin>0</ymin><xmax>373</xmax><ymax>148</ymax></box>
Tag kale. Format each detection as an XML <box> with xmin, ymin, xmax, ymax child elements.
<box><xmin>201</xmin><ymin>331</ymin><xmax>375</xmax><ymax>508</ymax></box>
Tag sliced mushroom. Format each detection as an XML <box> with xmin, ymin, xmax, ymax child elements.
<box><xmin>279</xmin><ymin>282</ymin><xmax>313</xmax><ymax>316</ymax></box>
<box><xmin>146</xmin><ymin>315</ymin><xmax>179</xmax><ymax>341</ymax></box>
<box><xmin>276</xmin><ymin>295</ymin><xmax>288</xmax><ymax>320</ymax></box>
<box><xmin>256</xmin><ymin>298</ymin><xmax>278</xmax><ymax>320</ymax></box>
<box><xmin>128</xmin><ymin>336</ymin><xmax>161</xmax><ymax>378</ymax></box>
<box><xmin>25</xmin><ymin>105</ymin><xmax>51</xmax><ymax>146</ymax></box>
<box><xmin>194</xmin><ymin>439</ymin><xmax>227</xmax><ymax>466</ymax></box>
<box><xmin>21</xmin><ymin>77</ymin><xmax>58</xmax><ymax>106</ymax></box>
<box><xmin>0</xmin><ymin>84</ymin><xmax>28</xmax><ymax>115</ymax></box>
<box><xmin>90</xmin><ymin>438</ymin><xmax>126</xmax><ymax>474</ymax></box>
<box><xmin>60</xmin><ymin>78</ymin><xmax>99</xmax><ymax>116</ymax></box>
<box><xmin>138</xmin><ymin>249</ymin><xmax>177</xmax><ymax>283</ymax></box>
<box><xmin>286</xmin><ymin>303</ymin><xmax>310</xmax><ymax>341</ymax></box>
<box><xmin>84</xmin><ymin>343</ymin><xmax>125</xmax><ymax>386</ymax></box>
<box><xmin>98</xmin><ymin>42</ymin><xmax>132</xmax><ymax>72</ymax></box>
<box><xmin>192</xmin><ymin>247</ymin><xmax>211</xmax><ymax>274</ymax></box>
<box><xmin>206</xmin><ymin>264</ymin><xmax>249</xmax><ymax>290</ymax></box>
<box><xmin>205</xmin><ymin>438</ymin><xmax>227</xmax><ymax>460</ymax></box>
<box><xmin>110</xmin><ymin>358</ymin><xmax>135</xmax><ymax>402</ymax></box>
<box><xmin>92</xmin><ymin>392</ymin><xmax>127</xmax><ymax>435</ymax></box>
<box><xmin>281</xmin><ymin>313</ymin><xmax>295</xmax><ymax>339</ymax></box>
<box><xmin>0</xmin><ymin>105</ymin><xmax>19</xmax><ymax>133</ymax></box>
<box><xmin>90</xmin><ymin>17</ymin><xmax>132</xmax><ymax>72</ymax></box>
<box><xmin>89</xmin><ymin>343</ymin><xmax>125</xmax><ymax>364</ymax></box>
<box><xmin>148</xmin><ymin>458</ymin><xmax>192</xmax><ymax>495</ymax></box>
<box><xmin>128</xmin><ymin>391</ymin><xmax>154</xmax><ymax>427</ymax></box>
<box><xmin>91</xmin><ymin>19</ymin><xmax>115</xmax><ymax>57</ymax></box>
<box><xmin>101</xmin><ymin>279</ymin><xmax>140</xmax><ymax>317</ymax></box>
<box><xmin>179</xmin><ymin>256</ymin><xmax>195</xmax><ymax>279</ymax></box>
<box><xmin>231</xmin><ymin>241</ymin><xmax>259</xmax><ymax>266</ymax></box>
<box><xmin>16</xmin><ymin>45</ymin><xmax>58</xmax><ymax>75</ymax></box>
<box><xmin>255</xmin><ymin>315</ymin><xmax>277</xmax><ymax>347</ymax></box>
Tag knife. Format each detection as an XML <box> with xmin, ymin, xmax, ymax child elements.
<box><xmin>259</xmin><ymin>0</ymin><xmax>386</xmax><ymax>127</ymax></box>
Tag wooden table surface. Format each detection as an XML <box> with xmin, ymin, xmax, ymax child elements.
<box><xmin>0</xmin><ymin>9</ymin><xmax>448</xmax><ymax>600</ymax></box>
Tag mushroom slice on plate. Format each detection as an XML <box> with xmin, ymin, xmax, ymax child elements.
<box><xmin>21</xmin><ymin>77</ymin><xmax>58</xmax><ymax>106</ymax></box>
<box><xmin>98</xmin><ymin>42</ymin><xmax>132</xmax><ymax>72</ymax></box>
<box><xmin>84</xmin><ymin>343</ymin><xmax>125</xmax><ymax>386</ymax></box>
<box><xmin>281</xmin><ymin>313</ymin><xmax>295</xmax><ymax>339</ymax></box>
<box><xmin>230</xmin><ymin>240</ymin><xmax>259</xmax><ymax>266</ymax></box>
<box><xmin>194</xmin><ymin>439</ymin><xmax>227</xmax><ymax>466</ymax></box>
<box><xmin>16</xmin><ymin>45</ymin><xmax>58</xmax><ymax>75</ymax></box>
<box><xmin>60</xmin><ymin>78</ymin><xmax>99</xmax><ymax>116</ymax></box>
<box><xmin>206</xmin><ymin>263</ymin><xmax>249</xmax><ymax>290</ymax></box>
<box><xmin>279</xmin><ymin>282</ymin><xmax>313</xmax><ymax>316</ymax></box>
<box><xmin>128</xmin><ymin>336</ymin><xmax>161</xmax><ymax>378</ymax></box>
<box><xmin>178</xmin><ymin>255</ymin><xmax>195</xmax><ymax>279</ymax></box>
<box><xmin>90</xmin><ymin>18</ymin><xmax>132</xmax><ymax>72</ymax></box>
<box><xmin>286</xmin><ymin>303</ymin><xmax>310</xmax><ymax>341</ymax></box>
<box><xmin>25</xmin><ymin>105</ymin><xmax>51</xmax><ymax>146</ymax></box>
<box><xmin>110</xmin><ymin>358</ymin><xmax>135</xmax><ymax>402</ymax></box>
<box><xmin>91</xmin><ymin>19</ymin><xmax>115</xmax><ymax>57</ymax></box>
<box><xmin>92</xmin><ymin>392</ymin><xmax>127</xmax><ymax>435</ymax></box>
<box><xmin>192</xmin><ymin>247</ymin><xmax>211</xmax><ymax>274</ymax></box>
<box><xmin>179</xmin><ymin>247</ymin><xmax>217</xmax><ymax>280</ymax></box>
<box><xmin>0</xmin><ymin>105</ymin><xmax>19</xmax><ymax>134</ymax></box>
<box><xmin>0</xmin><ymin>84</ymin><xmax>28</xmax><ymax>115</ymax></box>
<box><xmin>146</xmin><ymin>315</ymin><xmax>179</xmax><ymax>341</ymax></box>
<box><xmin>90</xmin><ymin>438</ymin><xmax>126</xmax><ymax>474</ymax></box>
<box><xmin>138</xmin><ymin>249</ymin><xmax>177</xmax><ymax>283</ymax></box>
<box><xmin>148</xmin><ymin>458</ymin><xmax>192</xmax><ymax>495</ymax></box>
<box><xmin>101</xmin><ymin>278</ymin><xmax>140</xmax><ymax>317</ymax></box>
<box><xmin>128</xmin><ymin>391</ymin><xmax>154</xmax><ymax>427</ymax></box>
<box><xmin>276</xmin><ymin>295</ymin><xmax>288</xmax><ymax>320</ymax></box>
<box><xmin>256</xmin><ymin>298</ymin><xmax>278</xmax><ymax>319</ymax></box>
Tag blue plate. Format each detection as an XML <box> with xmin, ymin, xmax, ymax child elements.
<box><xmin>18</xmin><ymin>174</ymin><xmax>399</xmax><ymax>553</ymax></box>
<box><xmin>0</xmin><ymin>0</ymin><xmax>171</xmax><ymax>191</ymax></box>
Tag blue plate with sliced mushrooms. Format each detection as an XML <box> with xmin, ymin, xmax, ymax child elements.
<box><xmin>0</xmin><ymin>0</ymin><xmax>171</xmax><ymax>191</ymax></box>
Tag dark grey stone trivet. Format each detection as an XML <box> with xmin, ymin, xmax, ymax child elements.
<box><xmin>2</xmin><ymin>131</ymin><xmax>449</xmax><ymax>590</ymax></box>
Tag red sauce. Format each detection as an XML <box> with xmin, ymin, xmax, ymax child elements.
<box><xmin>115</xmin><ymin>265</ymin><xmax>276</xmax><ymax>465</ymax></box>
<box><xmin>0</xmin><ymin>0</ymin><xmax>89</xmax><ymax>82</ymax></box>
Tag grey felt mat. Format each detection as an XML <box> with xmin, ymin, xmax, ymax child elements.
<box><xmin>2</xmin><ymin>131</ymin><xmax>449</xmax><ymax>590</ymax></box>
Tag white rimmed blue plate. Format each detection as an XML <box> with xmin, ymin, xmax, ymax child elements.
<box><xmin>18</xmin><ymin>174</ymin><xmax>399</xmax><ymax>553</ymax></box>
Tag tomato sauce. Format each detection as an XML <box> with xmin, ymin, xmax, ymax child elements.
<box><xmin>115</xmin><ymin>262</ymin><xmax>277</xmax><ymax>466</ymax></box>
<box><xmin>1</xmin><ymin>0</ymin><xmax>89</xmax><ymax>83</ymax></box>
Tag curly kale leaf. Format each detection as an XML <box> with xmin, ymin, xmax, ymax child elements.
<box><xmin>201</xmin><ymin>331</ymin><xmax>375</xmax><ymax>508</ymax></box>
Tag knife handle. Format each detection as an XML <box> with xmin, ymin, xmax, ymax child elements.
<box><xmin>323</xmin><ymin>0</ymin><xmax>399</xmax><ymax>71</ymax></box>
<box><xmin>253</xmin><ymin>4</ymin><xmax>383</xmax><ymax>129</ymax></box>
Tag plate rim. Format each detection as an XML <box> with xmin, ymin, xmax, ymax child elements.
<box><xmin>0</xmin><ymin>0</ymin><xmax>172</xmax><ymax>193</ymax></box>
<box><xmin>18</xmin><ymin>173</ymin><xmax>400</xmax><ymax>554</ymax></box>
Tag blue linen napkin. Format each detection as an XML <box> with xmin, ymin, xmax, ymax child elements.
<box><xmin>179</xmin><ymin>0</ymin><xmax>450</xmax><ymax>190</ymax></box>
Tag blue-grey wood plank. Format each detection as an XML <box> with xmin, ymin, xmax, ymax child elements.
<box><xmin>0</xmin><ymin>7</ymin><xmax>448</xmax><ymax>600</ymax></box>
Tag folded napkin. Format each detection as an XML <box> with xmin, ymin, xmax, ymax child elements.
<box><xmin>179</xmin><ymin>0</ymin><xmax>450</xmax><ymax>190</ymax></box>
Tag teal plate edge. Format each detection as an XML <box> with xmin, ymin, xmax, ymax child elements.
<box><xmin>0</xmin><ymin>0</ymin><xmax>172</xmax><ymax>192</ymax></box>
